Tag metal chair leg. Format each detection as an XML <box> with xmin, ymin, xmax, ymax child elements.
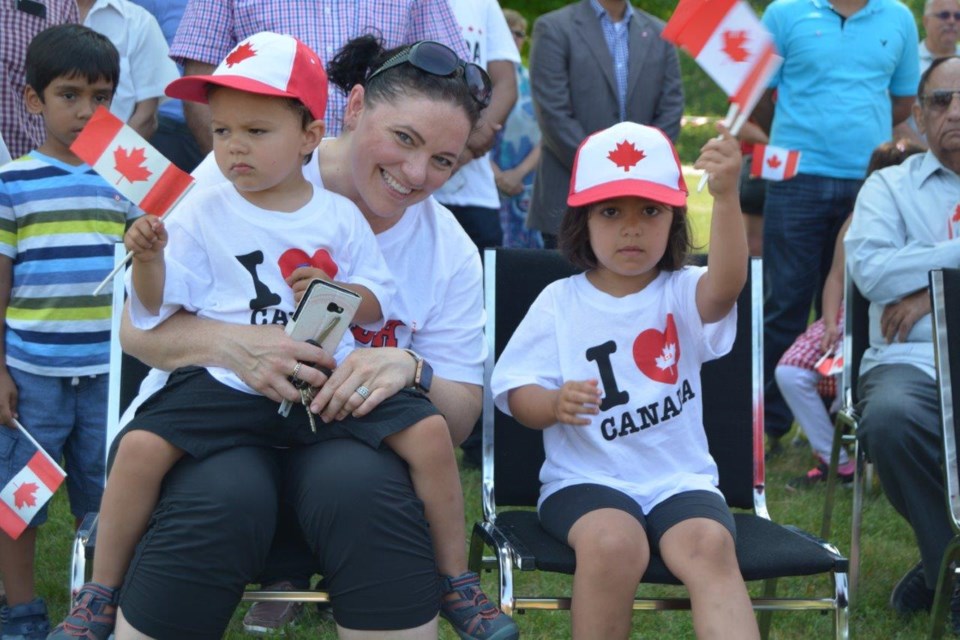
<box><xmin>929</xmin><ymin>540</ymin><xmax>960</xmax><ymax>639</ymax></box>
<box><xmin>849</xmin><ymin>440</ymin><xmax>866</xmax><ymax>607</ymax></box>
<box><xmin>757</xmin><ymin>578</ymin><xmax>778</xmax><ymax>640</ymax></box>
<box><xmin>821</xmin><ymin>419</ymin><xmax>846</xmax><ymax>539</ymax></box>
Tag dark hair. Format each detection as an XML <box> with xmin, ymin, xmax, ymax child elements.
<box><xmin>559</xmin><ymin>203</ymin><xmax>692</xmax><ymax>272</ymax></box>
<box><xmin>25</xmin><ymin>24</ymin><xmax>120</xmax><ymax>99</ymax></box>
<box><xmin>918</xmin><ymin>54</ymin><xmax>960</xmax><ymax>99</ymax></box>
<box><xmin>865</xmin><ymin>139</ymin><xmax>925</xmax><ymax>175</ymax></box>
<box><xmin>326</xmin><ymin>34</ymin><xmax>483</xmax><ymax>130</ymax></box>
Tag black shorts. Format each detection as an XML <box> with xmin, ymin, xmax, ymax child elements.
<box><xmin>539</xmin><ymin>484</ymin><xmax>735</xmax><ymax>551</ymax></box>
<box><xmin>119</xmin><ymin>441</ymin><xmax>439</xmax><ymax>638</ymax></box>
<box><xmin>739</xmin><ymin>154</ymin><xmax>766</xmax><ymax>216</ymax></box>
<box><xmin>112</xmin><ymin>366</ymin><xmax>438</xmax><ymax>463</ymax></box>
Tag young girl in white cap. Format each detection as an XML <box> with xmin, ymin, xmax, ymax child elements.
<box><xmin>491</xmin><ymin>121</ymin><xmax>759</xmax><ymax>640</ymax></box>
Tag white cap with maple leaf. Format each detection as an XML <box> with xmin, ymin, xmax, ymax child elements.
<box><xmin>165</xmin><ymin>31</ymin><xmax>327</xmax><ymax>121</ymax></box>
<box><xmin>568</xmin><ymin>122</ymin><xmax>687</xmax><ymax>208</ymax></box>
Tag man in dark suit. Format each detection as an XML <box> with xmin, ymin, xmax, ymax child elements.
<box><xmin>527</xmin><ymin>0</ymin><xmax>684</xmax><ymax>245</ymax></box>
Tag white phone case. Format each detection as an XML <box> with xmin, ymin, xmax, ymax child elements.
<box><xmin>279</xmin><ymin>279</ymin><xmax>362</xmax><ymax>416</ymax></box>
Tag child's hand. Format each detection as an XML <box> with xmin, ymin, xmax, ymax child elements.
<box><xmin>0</xmin><ymin>367</ymin><xmax>18</xmax><ymax>428</ymax></box>
<box><xmin>694</xmin><ymin>122</ymin><xmax>742</xmax><ymax>197</ymax></box>
<box><xmin>819</xmin><ymin>322</ymin><xmax>840</xmax><ymax>353</ymax></box>
<box><xmin>554</xmin><ymin>379</ymin><xmax>601</xmax><ymax>426</ymax></box>
<box><xmin>287</xmin><ymin>267</ymin><xmax>331</xmax><ymax>304</ymax></box>
<box><xmin>124</xmin><ymin>215</ymin><xmax>167</xmax><ymax>262</ymax></box>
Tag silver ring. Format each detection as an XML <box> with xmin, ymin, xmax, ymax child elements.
<box><xmin>355</xmin><ymin>385</ymin><xmax>371</xmax><ymax>400</ymax></box>
<box><xmin>290</xmin><ymin>362</ymin><xmax>303</xmax><ymax>381</ymax></box>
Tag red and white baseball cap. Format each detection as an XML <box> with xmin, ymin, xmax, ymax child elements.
<box><xmin>165</xmin><ymin>31</ymin><xmax>328</xmax><ymax>122</ymax></box>
<box><xmin>567</xmin><ymin>122</ymin><xmax>687</xmax><ymax>208</ymax></box>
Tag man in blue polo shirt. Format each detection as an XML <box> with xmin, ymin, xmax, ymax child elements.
<box><xmin>755</xmin><ymin>0</ymin><xmax>919</xmax><ymax>453</ymax></box>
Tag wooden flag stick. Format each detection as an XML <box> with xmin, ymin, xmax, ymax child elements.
<box><xmin>12</xmin><ymin>418</ymin><xmax>65</xmax><ymax>474</ymax></box>
<box><xmin>92</xmin><ymin>182</ymin><xmax>196</xmax><ymax>296</ymax></box>
<box><xmin>696</xmin><ymin>102</ymin><xmax>740</xmax><ymax>193</ymax></box>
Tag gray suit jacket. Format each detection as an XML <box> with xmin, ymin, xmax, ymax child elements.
<box><xmin>528</xmin><ymin>0</ymin><xmax>684</xmax><ymax>235</ymax></box>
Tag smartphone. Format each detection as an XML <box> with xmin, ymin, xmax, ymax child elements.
<box><xmin>279</xmin><ymin>279</ymin><xmax>362</xmax><ymax>416</ymax></box>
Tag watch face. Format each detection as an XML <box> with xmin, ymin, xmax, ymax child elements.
<box><xmin>419</xmin><ymin>358</ymin><xmax>434</xmax><ymax>393</ymax></box>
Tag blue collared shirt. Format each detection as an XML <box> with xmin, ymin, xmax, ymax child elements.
<box><xmin>762</xmin><ymin>0</ymin><xmax>919</xmax><ymax>178</ymax></box>
<box><xmin>846</xmin><ymin>151</ymin><xmax>960</xmax><ymax>379</ymax></box>
<box><xmin>590</xmin><ymin>0</ymin><xmax>634</xmax><ymax>122</ymax></box>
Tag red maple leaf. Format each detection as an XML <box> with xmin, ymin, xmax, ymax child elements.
<box><xmin>13</xmin><ymin>482</ymin><xmax>38</xmax><ymax>509</ymax></box>
<box><xmin>226</xmin><ymin>42</ymin><xmax>256</xmax><ymax>67</ymax></box>
<box><xmin>953</xmin><ymin>204</ymin><xmax>960</xmax><ymax>223</ymax></box>
<box><xmin>607</xmin><ymin>140</ymin><xmax>646</xmax><ymax>172</ymax></box>
<box><xmin>721</xmin><ymin>30</ymin><xmax>750</xmax><ymax>62</ymax></box>
<box><xmin>766</xmin><ymin>154</ymin><xmax>782</xmax><ymax>169</ymax></box>
<box><xmin>113</xmin><ymin>146</ymin><xmax>152</xmax><ymax>185</ymax></box>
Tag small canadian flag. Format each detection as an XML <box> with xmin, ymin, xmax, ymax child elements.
<box><xmin>70</xmin><ymin>107</ymin><xmax>194</xmax><ymax>217</ymax></box>
<box><xmin>0</xmin><ymin>421</ymin><xmax>66</xmax><ymax>539</ymax></box>
<box><xmin>663</xmin><ymin>0</ymin><xmax>781</xmax><ymax>117</ymax></box>
<box><xmin>750</xmin><ymin>144</ymin><xmax>800</xmax><ymax>181</ymax></box>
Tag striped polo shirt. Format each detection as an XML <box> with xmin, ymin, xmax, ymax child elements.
<box><xmin>0</xmin><ymin>152</ymin><xmax>140</xmax><ymax>376</ymax></box>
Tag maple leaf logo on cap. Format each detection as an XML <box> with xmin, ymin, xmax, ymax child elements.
<box><xmin>113</xmin><ymin>146</ymin><xmax>152</xmax><ymax>185</ymax></box>
<box><xmin>226</xmin><ymin>41</ymin><xmax>256</xmax><ymax>67</ymax></box>
<box><xmin>722</xmin><ymin>30</ymin><xmax>750</xmax><ymax>62</ymax></box>
<box><xmin>607</xmin><ymin>140</ymin><xmax>646</xmax><ymax>172</ymax></box>
<box><xmin>13</xmin><ymin>482</ymin><xmax>38</xmax><ymax>509</ymax></box>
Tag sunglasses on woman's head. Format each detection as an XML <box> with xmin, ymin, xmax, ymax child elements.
<box><xmin>367</xmin><ymin>41</ymin><xmax>492</xmax><ymax>107</ymax></box>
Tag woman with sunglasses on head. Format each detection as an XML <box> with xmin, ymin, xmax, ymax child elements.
<box><xmin>110</xmin><ymin>36</ymin><xmax>516</xmax><ymax>640</ymax></box>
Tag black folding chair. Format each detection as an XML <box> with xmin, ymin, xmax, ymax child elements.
<box><xmin>928</xmin><ymin>267</ymin><xmax>960</xmax><ymax>639</ymax></box>
<box><xmin>821</xmin><ymin>266</ymin><xmax>872</xmax><ymax>604</ymax></box>
<box><xmin>469</xmin><ymin>248</ymin><xmax>850</xmax><ymax>639</ymax></box>
<box><xmin>70</xmin><ymin>245</ymin><xmax>330</xmax><ymax>607</ymax></box>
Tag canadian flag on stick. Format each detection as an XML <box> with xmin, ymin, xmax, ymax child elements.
<box><xmin>71</xmin><ymin>107</ymin><xmax>195</xmax><ymax>295</ymax></box>
<box><xmin>0</xmin><ymin>420</ymin><xmax>66</xmax><ymax>539</ymax></box>
<box><xmin>750</xmin><ymin>143</ymin><xmax>800</xmax><ymax>181</ymax></box>
<box><xmin>663</xmin><ymin>0</ymin><xmax>782</xmax><ymax>131</ymax></box>
<box><xmin>71</xmin><ymin>107</ymin><xmax>194</xmax><ymax>217</ymax></box>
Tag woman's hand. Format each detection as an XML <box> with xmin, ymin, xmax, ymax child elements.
<box><xmin>309</xmin><ymin>347</ymin><xmax>414</xmax><ymax>422</ymax></box>
<box><xmin>495</xmin><ymin>167</ymin><xmax>525</xmax><ymax>196</ymax></box>
<box><xmin>218</xmin><ymin>323</ymin><xmax>334</xmax><ymax>403</ymax></box>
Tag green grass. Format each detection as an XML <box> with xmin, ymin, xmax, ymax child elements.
<box><xmin>33</xmin><ymin>434</ymin><xmax>926</xmax><ymax>638</ymax></box>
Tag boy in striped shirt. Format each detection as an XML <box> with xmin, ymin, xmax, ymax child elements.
<box><xmin>0</xmin><ymin>24</ymin><xmax>140</xmax><ymax>639</ymax></box>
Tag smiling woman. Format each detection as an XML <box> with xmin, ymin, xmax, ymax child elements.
<box><xmin>112</xmin><ymin>33</ymin><xmax>513</xmax><ymax>640</ymax></box>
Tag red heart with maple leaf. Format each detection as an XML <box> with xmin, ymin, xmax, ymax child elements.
<box><xmin>632</xmin><ymin>313</ymin><xmax>681</xmax><ymax>384</ymax></box>
<box><xmin>277</xmin><ymin>249</ymin><xmax>339</xmax><ymax>280</ymax></box>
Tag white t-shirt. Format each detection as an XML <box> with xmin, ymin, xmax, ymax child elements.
<box><xmin>121</xmin><ymin>150</ymin><xmax>485</xmax><ymax>425</ymax></box>
<box><xmin>490</xmin><ymin>267</ymin><xmax>736</xmax><ymax>512</ymax></box>
<box><xmin>84</xmin><ymin>0</ymin><xmax>179</xmax><ymax>123</ymax></box>
<box><xmin>434</xmin><ymin>0</ymin><xmax>520</xmax><ymax>209</ymax></box>
<box><xmin>127</xmin><ymin>180</ymin><xmax>395</xmax><ymax>395</ymax></box>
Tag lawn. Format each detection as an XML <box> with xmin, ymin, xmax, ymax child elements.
<box><xmin>32</xmin><ymin>178</ymin><xmax>929</xmax><ymax>637</ymax></box>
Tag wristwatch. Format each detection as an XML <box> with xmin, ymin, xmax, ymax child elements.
<box><xmin>403</xmin><ymin>349</ymin><xmax>433</xmax><ymax>393</ymax></box>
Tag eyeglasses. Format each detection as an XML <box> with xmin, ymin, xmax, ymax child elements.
<box><xmin>929</xmin><ymin>10</ymin><xmax>960</xmax><ymax>20</ymax></box>
<box><xmin>921</xmin><ymin>89</ymin><xmax>960</xmax><ymax>110</ymax></box>
<box><xmin>367</xmin><ymin>41</ymin><xmax>492</xmax><ymax>107</ymax></box>
<box><xmin>511</xmin><ymin>29</ymin><xmax>526</xmax><ymax>39</ymax></box>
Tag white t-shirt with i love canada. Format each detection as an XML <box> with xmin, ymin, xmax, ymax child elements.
<box><xmin>491</xmin><ymin>266</ymin><xmax>736</xmax><ymax>512</ymax></box>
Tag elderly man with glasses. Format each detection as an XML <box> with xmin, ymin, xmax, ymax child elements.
<box><xmin>846</xmin><ymin>55</ymin><xmax>960</xmax><ymax>629</ymax></box>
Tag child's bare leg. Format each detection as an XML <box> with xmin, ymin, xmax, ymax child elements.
<box><xmin>659</xmin><ymin>518</ymin><xmax>759</xmax><ymax>640</ymax></box>
<box><xmin>567</xmin><ymin>509</ymin><xmax>649</xmax><ymax>640</ymax></box>
<box><xmin>0</xmin><ymin>528</ymin><xmax>38</xmax><ymax>605</ymax></box>
<box><xmin>383</xmin><ymin>415</ymin><xmax>466</xmax><ymax>576</ymax></box>
<box><xmin>91</xmin><ymin>430</ymin><xmax>183</xmax><ymax>587</ymax></box>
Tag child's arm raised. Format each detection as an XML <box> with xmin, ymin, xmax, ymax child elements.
<box><xmin>125</xmin><ymin>215</ymin><xmax>168</xmax><ymax>316</ymax></box>
<box><xmin>693</xmin><ymin>123</ymin><xmax>748</xmax><ymax>324</ymax></box>
<box><xmin>508</xmin><ymin>380</ymin><xmax>600</xmax><ymax>430</ymax></box>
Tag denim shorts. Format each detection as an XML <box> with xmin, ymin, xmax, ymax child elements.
<box><xmin>0</xmin><ymin>367</ymin><xmax>108</xmax><ymax>525</ymax></box>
